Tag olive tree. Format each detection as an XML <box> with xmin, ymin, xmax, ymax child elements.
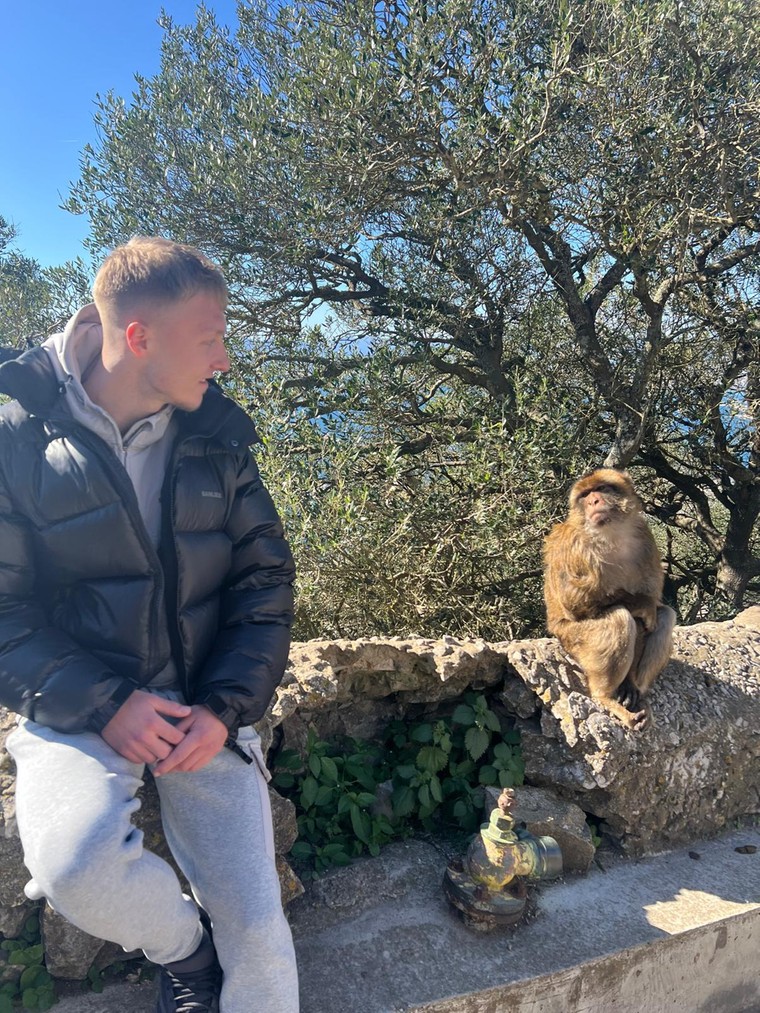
<box><xmin>0</xmin><ymin>216</ymin><xmax>92</xmax><ymax>347</ymax></box>
<box><xmin>67</xmin><ymin>0</ymin><xmax>760</xmax><ymax>621</ymax></box>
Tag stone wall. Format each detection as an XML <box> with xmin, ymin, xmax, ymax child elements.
<box><xmin>0</xmin><ymin>608</ymin><xmax>758</xmax><ymax>978</ymax></box>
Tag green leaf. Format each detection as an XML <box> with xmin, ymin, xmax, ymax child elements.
<box><xmin>320</xmin><ymin>756</ymin><xmax>339</xmax><ymax>783</ymax></box>
<box><xmin>429</xmin><ymin>774</ymin><xmax>443</xmax><ymax>803</ymax></box>
<box><xmin>290</xmin><ymin>841</ymin><xmax>314</xmax><ymax>859</ymax></box>
<box><xmin>492</xmin><ymin>742</ymin><xmax>512</xmax><ymax>761</ymax></box>
<box><xmin>274</xmin><ymin>749</ymin><xmax>303</xmax><ymax>771</ymax></box>
<box><xmin>498</xmin><ymin>770</ymin><xmax>515</xmax><ymax>788</ymax></box>
<box><xmin>21</xmin><ymin>989</ymin><xmax>40</xmax><ymax>1010</ymax></box>
<box><xmin>356</xmin><ymin>792</ymin><xmax>376</xmax><ymax>807</ymax></box>
<box><xmin>417</xmin><ymin>783</ymin><xmax>431</xmax><ymax>809</ymax></box>
<box><xmin>395</xmin><ymin>764</ymin><xmax>417</xmax><ymax>780</ymax></box>
<box><xmin>453</xmin><ymin>799</ymin><xmax>470</xmax><ymax>820</ymax></box>
<box><xmin>300</xmin><ymin>775</ymin><xmax>319</xmax><ymax>809</ymax></box>
<box><xmin>465</xmin><ymin>726</ymin><xmax>490</xmax><ymax>762</ymax></box>
<box><xmin>308</xmin><ymin>754</ymin><xmax>322</xmax><ymax>778</ymax></box>
<box><xmin>320</xmin><ymin>843</ymin><xmax>349</xmax><ymax>859</ymax></box>
<box><xmin>358</xmin><ymin>768</ymin><xmax>381</xmax><ymax>791</ymax></box>
<box><xmin>0</xmin><ymin>996</ymin><xmax>12</xmax><ymax>1013</ymax></box>
<box><xmin>12</xmin><ymin>944</ymin><xmax>44</xmax><ymax>967</ymax></box>
<box><xmin>416</xmin><ymin>745</ymin><xmax>448</xmax><ymax>774</ymax></box>
<box><xmin>451</xmin><ymin>704</ymin><xmax>475</xmax><ymax>725</ymax></box>
<box><xmin>478</xmin><ymin>764</ymin><xmax>498</xmax><ymax>785</ymax></box>
<box><xmin>314</xmin><ymin>784</ymin><xmax>335</xmax><ymax>806</ymax></box>
<box><xmin>337</xmin><ymin>794</ymin><xmax>353</xmax><ymax>815</ymax></box>
<box><xmin>350</xmin><ymin>805</ymin><xmax>370</xmax><ymax>844</ymax></box>
<box><xmin>392</xmin><ymin>785</ymin><xmax>416</xmax><ymax>819</ymax></box>
<box><xmin>484</xmin><ymin>709</ymin><xmax>502</xmax><ymax>733</ymax></box>
<box><xmin>19</xmin><ymin>967</ymin><xmax>49</xmax><ymax>990</ymax></box>
<box><xmin>410</xmin><ymin>723</ymin><xmax>433</xmax><ymax>743</ymax></box>
<box><xmin>272</xmin><ymin>772</ymin><xmax>295</xmax><ymax>790</ymax></box>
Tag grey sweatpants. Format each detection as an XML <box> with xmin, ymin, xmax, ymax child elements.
<box><xmin>6</xmin><ymin>717</ymin><xmax>299</xmax><ymax>1013</ymax></box>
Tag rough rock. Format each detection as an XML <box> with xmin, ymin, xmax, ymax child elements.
<box><xmin>40</xmin><ymin>906</ymin><xmax>105</xmax><ymax>980</ymax></box>
<box><xmin>261</xmin><ymin>637</ymin><xmax>507</xmax><ymax>752</ymax></box>
<box><xmin>505</xmin><ymin>608</ymin><xmax>760</xmax><ymax>855</ymax></box>
<box><xmin>484</xmin><ymin>785</ymin><xmax>596</xmax><ymax>874</ymax></box>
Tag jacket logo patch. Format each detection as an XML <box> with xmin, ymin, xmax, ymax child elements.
<box><xmin>201</xmin><ymin>490</ymin><xmax>223</xmax><ymax>499</ymax></box>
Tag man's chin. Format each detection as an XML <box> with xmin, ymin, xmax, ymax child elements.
<box><xmin>172</xmin><ymin>393</ymin><xmax>206</xmax><ymax>413</ymax></box>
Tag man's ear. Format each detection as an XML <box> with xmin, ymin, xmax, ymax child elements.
<box><xmin>124</xmin><ymin>320</ymin><xmax>149</xmax><ymax>357</ymax></box>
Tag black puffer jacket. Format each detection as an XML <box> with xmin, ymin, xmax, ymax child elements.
<box><xmin>0</xmin><ymin>347</ymin><xmax>295</xmax><ymax>735</ymax></box>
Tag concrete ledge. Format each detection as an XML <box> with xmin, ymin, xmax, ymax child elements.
<box><xmin>290</xmin><ymin>827</ymin><xmax>760</xmax><ymax>1013</ymax></box>
<box><xmin>413</xmin><ymin>909</ymin><xmax>760</xmax><ymax>1012</ymax></box>
<box><xmin>52</xmin><ymin>826</ymin><xmax>760</xmax><ymax>1012</ymax></box>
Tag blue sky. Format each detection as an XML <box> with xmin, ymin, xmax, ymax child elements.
<box><xmin>1</xmin><ymin>0</ymin><xmax>239</xmax><ymax>268</ymax></box>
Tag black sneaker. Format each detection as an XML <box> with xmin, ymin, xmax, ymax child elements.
<box><xmin>155</xmin><ymin>916</ymin><xmax>222</xmax><ymax>1013</ymax></box>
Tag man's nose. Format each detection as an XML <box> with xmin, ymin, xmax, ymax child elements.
<box><xmin>213</xmin><ymin>346</ymin><xmax>231</xmax><ymax>373</ymax></box>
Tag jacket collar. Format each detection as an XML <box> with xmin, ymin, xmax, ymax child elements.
<box><xmin>0</xmin><ymin>346</ymin><xmax>259</xmax><ymax>447</ymax></box>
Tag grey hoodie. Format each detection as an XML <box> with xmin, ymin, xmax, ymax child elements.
<box><xmin>42</xmin><ymin>304</ymin><xmax>179</xmax><ymax>691</ymax></box>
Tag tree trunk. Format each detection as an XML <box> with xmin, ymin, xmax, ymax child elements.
<box><xmin>715</xmin><ymin>508</ymin><xmax>760</xmax><ymax>612</ymax></box>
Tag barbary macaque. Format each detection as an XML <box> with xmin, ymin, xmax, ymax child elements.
<box><xmin>543</xmin><ymin>469</ymin><xmax>676</xmax><ymax>730</ymax></box>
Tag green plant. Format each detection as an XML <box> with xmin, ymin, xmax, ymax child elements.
<box><xmin>273</xmin><ymin>693</ymin><xmax>525</xmax><ymax>876</ymax></box>
<box><xmin>386</xmin><ymin>693</ymin><xmax>525</xmax><ymax>834</ymax></box>
<box><xmin>0</xmin><ymin>910</ymin><xmax>57</xmax><ymax>1010</ymax></box>
<box><xmin>85</xmin><ymin>965</ymin><xmax>104</xmax><ymax>994</ymax></box>
<box><xmin>273</xmin><ymin>730</ymin><xmax>396</xmax><ymax>875</ymax></box>
<box><xmin>586</xmin><ymin>816</ymin><xmax>603</xmax><ymax>850</ymax></box>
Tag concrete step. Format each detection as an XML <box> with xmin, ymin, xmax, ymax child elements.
<box><xmin>52</xmin><ymin>826</ymin><xmax>760</xmax><ymax>1012</ymax></box>
<box><xmin>290</xmin><ymin>827</ymin><xmax>760</xmax><ymax>1013</ymax></box>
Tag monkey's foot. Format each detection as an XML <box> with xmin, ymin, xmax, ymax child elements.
<box><xmin>626</xmin><ymin>707</ymin><xmax>649</xmax><ymax>731</ymax></box>
<box><xmin>597</xmin><ymin>694</ymin><xmax>650</xmax><ymax>731</ymax></box>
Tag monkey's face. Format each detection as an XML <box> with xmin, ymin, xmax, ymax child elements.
<box><xmin>581</xmin><ymin>484</ymin><xmax>622</xmax><ymax>527</ymax></box>
<box><xmin>570</xmin><ymin>471</ymin><xmax>637</xmax><ymax>531</ymax></box>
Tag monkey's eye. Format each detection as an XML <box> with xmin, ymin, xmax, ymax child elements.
<box><xmin>595</xmin><ymin>484</ymin><xmax>617</xmax><ymax>494</ymax></box>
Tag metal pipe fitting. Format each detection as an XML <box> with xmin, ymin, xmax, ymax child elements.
<box><xmin>443</xmin><ymin>788</ymin><xmax>563</xmax><ymax>931</ymax></box>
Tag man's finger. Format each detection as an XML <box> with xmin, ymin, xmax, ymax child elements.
<box><xmin>150</xmin><ymin>697</ymin><xmax>192</xmax><ymax>718</ymax></box>
<box><xmin>153</xmin><ymin>721</ymin><xmax>187</xmax><ymax>746</ymax></box>
<box><xmin>153</xmin><ymin>739</ymin><xmax>194</xmax><ymax>776</ymax></box>
<box><xmin>130</xmin><ymin>744</ymin><xmax>157</xmax><ymax>765</ymax></box>
<box><xmin>151</xmin><ymin>739</ymin><xmax>173</xmax><ymax>761</ymax></box>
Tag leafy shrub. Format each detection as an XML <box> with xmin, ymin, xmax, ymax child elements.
<box><xmin>0</xmin><ymin>911</ymin><xmax>56</xmax><ymax>1011</ymax></box>
<box><xmin>272</xmin><ymin>693</ymin><xmax>524</xmax><ymax>876</ymax></box>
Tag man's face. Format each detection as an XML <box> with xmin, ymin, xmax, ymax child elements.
<box><xmin>140</xmin><ymin>290</ymin><xmax>230</xmax><ymax>412</ymax></box>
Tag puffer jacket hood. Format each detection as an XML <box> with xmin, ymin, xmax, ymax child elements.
<box><xmin>0</xmin><ymin>341</ymin><xmax>293</xmax><ymax>736</ymax></box>
<box><xmin>45</xmin><ymin>302</ymin><xmax>103</xmax><ymax>385</ymax></box>
<box><xmin>42</xmin><ymin>304</ymin><xmax>175</xmax><ymax>458</ymax></box>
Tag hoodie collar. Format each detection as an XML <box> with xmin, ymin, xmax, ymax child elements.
<box><xmin>0</xmin><ymin>317</ymin><xmax>258</xmax><ymax>448</ymax></box>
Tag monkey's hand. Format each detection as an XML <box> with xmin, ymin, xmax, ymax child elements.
<box><xmin>630</xmin><ymin>605</ymin><xmax>658</xmax><ymax>632</ymax></box>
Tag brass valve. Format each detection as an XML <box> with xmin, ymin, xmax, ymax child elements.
<box><xmin>443</xmin><ymin>788</ymin><xmax>563</xmax><ymax>931</ymax></box>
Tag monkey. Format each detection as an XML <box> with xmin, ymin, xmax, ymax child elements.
<box><xmin>542</xmin><ymin>469</ymin><xmax>676</xmax><ymax>730</ymax></box>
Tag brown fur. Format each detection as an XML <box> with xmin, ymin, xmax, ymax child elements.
<box><xmin>543</xmin><ymin>469</ymin><xmax>675</xmax><ymax>730</ymax></box>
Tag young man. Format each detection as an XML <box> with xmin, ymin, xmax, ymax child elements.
<box><xmin>0</xmin><ymin>237</ymin><xmax>299</xmax><ymax>1012</ymax></box>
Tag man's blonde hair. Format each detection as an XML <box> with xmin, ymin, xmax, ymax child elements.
<box><xmin>92</xmin><ymin>236</ymin><xmax>228</xmax><ymax>324</ymax></box>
